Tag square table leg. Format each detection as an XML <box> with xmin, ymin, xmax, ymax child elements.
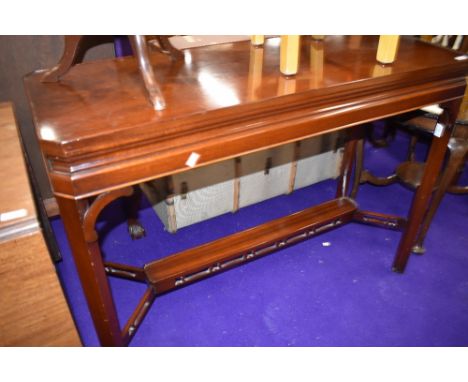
<box><xmin>392</xmin><ymin>98</ymin><xmax>462</xmax><ymax>272</ymax></box>
<box><xmin>55</xmin><ymin>195</ymin><xmax>124</xmax><ymax>346</ymax></box>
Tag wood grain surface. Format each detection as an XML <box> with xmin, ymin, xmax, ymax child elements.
<box><xmin>0</xmin><ymin>103</ymin><xmax>36</xmax><ymax>234</ymax></box>
<box><xmin>0</xmin><ymin>232</ymin><xmax>81</xmax><ymax>346</ymax></box>
<box><xmin>145</xmin><ymin>197</ymin><xmax>357</xmax><ymax>294</ymax></box>
<box><xmin>0</xmin><ymin>103</ymin><xmax>80</xmax><ymax>346</ymax></box>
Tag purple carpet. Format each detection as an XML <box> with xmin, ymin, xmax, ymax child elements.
<box><xmin>52</xmin><ymin>127</ymin><xmax>468</xmax><ymax>346</ymax></box>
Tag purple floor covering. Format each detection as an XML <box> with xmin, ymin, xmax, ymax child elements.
<box><xmin>52</xmin><ymin>128</ymin><xmax>468</xmax><ymax>346</ymax></box>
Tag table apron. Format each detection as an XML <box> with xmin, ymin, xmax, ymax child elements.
<box><xmin>48</xmin><ymin>78</ymin><xmax>467</xmax><ymax>199</ymax></box>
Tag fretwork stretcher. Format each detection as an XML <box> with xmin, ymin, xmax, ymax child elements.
<box><xmin>104</xmin><ymin>196</ymin><xmax>408</xmax><ymax>344</ymax></box>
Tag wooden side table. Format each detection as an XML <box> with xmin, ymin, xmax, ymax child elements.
<box><xmin>25</xmin><ymin>36</ymin><xmax>468</xmax><ymax>346</ymax></box>
<box><xmin>0</xmin><ymin>103</ymin><xmax>81</xmax><ymax>346</ymax></box>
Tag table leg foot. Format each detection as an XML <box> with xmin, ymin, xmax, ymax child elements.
<box><xmin>125</xmin><ymin>185</ymin><xmax>146</xmax><ymax>240</ymax></box>
<box><xmin>392</xmin><ymin>266</ymin><xmax>405</xmax><ymax>274</ymax></box>
<box><xmin>128</xmin><ymin>219</ymin><xmax>146</xmax><ymax>240</ymax></box>
<box><xmin>412</xmin><ymin>245</ymin><xmax>426</xmax><ymax>255</ymax></box>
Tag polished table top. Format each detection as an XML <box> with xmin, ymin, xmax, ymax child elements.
<box><xmin>25</xmin><ymin>36</ymin><xmax>468</xmax><ymax>198</ymax></box>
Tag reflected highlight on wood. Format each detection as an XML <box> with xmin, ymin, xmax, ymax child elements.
<box><xmin>310</xmin><ymin>40</ymin><xmax>324</xmax><ymax>88</ymax></box>
<box><xmin>372</xmin><ymin>63</ymin><xmax>393</xmax><ymax>77</ymax></box>
<box><xmin>277</xmin><ymin>76</ymin><xmax>297</xmax><ymax>96</ymax></box>
<box><xmin>247</xmin><ymin>45</ymin><xmax>264</xmax><ymax>100</ymax></box>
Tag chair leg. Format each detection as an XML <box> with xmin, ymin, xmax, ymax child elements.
<box><xmin>366</xmin><ymin>120</ymin><xmax>396</xmax><ymax>148</ymax></box>
<box><xmin>407</xmin><ymin>134</ymin><xmax>418</xmax><ymax>162</ymax></box>
<box><xmin>350</xmin><ymin>138</ymin><xmax>364</xmax><ymax>199</ymax></box>
<box><xmin>412</xmin><ymin>139</ymin><xmax>468</xmax><ymax>253</ymax></box>
<box><xmin>154</xmin><ymin>36</ymin><xmax>184</xmax><ymax>60</ymax></box>
<box><xmin>357</xmin><ymin>123</ymin><xmax>398</xmax><ymax>189</ymax></box>
<box><xmin>447</xmin><ymin>151</ymin><xmax>468</xmax><ymax>193</ymax></box>
<box><xmin>41</xmin><ymin>36</ymin><xmax>84</xmax><ymax>82</ymax></box>
<box><xmin>358</xmin><ymin>132</ymin><xmax>398</xmax><ymax>188</ymax></box>
<box><xmin>129</xmin><ymin>35</ymin><xmax>167</xmax><ymax>110</ymax></box>
<box><xmin>336</xmin><ymin>128</ymin><xmax>361</xmax><ymax>198</ymax></box>
<box><xmin>125</xmin><ymin>185</ymin><xmax>146</xmax><ymax>240</ymax></box>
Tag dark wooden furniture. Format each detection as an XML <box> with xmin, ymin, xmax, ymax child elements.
<box><xmin>25</xmin><ymin>36</ymin><xmax>468</xmax><ymax>346</ymax></box>
<box><xmin>351</xmin><ymin>115</ymin><xmax>468</xmax><ymax>254</ymax></box>
<box><xmin>405</xmin><ymin>116</ymin><xmax>467</xmax><ymax>253</ymax></box>
<box><xmin>0</xmin><ymin>103</ymin><xmax>81</xmax><ymax>346</ymax></box>
<box><xmin>353</xmin><ymin>35</ymin><xmax>468</xmax><ymax>254</ymax></box>
<box><xmin>356</xmin><ymin>107</ymin><xmax>468</xmax><ymax>253</ymax></box>
<box><xmin>355</xmin><ymin>43</ymin><xmax>468</xmax><ymax>253</ymax></box>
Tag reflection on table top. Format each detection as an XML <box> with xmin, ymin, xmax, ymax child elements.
<box><xmin>24</xmin><ymin>36</ymin><xmax>468</xmax><ymax>199</ymax></box>
<box><xmin>25</xmin><ymin>36</ymin><xmax>467</xmax><ymax>156</ymax></box>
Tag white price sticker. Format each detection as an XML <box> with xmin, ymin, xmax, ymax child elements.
<box><xmin>0</xmin><ymin>208</ymin><xmax>28</xmax><ymax>222</ymax></box>
<box><xmin>434</xmin><ymin>123</ymin><xmax>445</xmax><ymax>138</ymax></box>
<box><xmin>185</xmin><ymin>152</ymin><xmax>201</xmax><ymax>168</ymax></box>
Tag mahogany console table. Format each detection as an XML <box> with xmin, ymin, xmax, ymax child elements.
<box><xmin>25</xmin><ymin>36</ymin><xmax>468</xmax><ymax>346</ymax></box>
